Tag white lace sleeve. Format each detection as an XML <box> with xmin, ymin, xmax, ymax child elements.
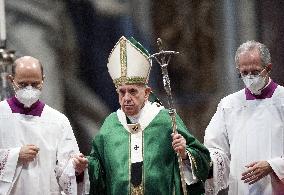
<box><xmin>55</xmin><ymin>158</ymin><xmax>77</xmax><ymax>194</ymax></box>
<box><xmin>205</xmin><ymin>149</ymin><xmax>230</xmax><ymax>195</ymax></box>
<box><xmin>204</xmin><ymin>102</ymin><xmax>230</xmax><ymax>195</ymax></box>
<box><xmin>0</xmin><ymin>150</ymin><xmax>10</xmax><ymax>179</ymax></box>
<box><xmin>0</xmin><ymin>147</ymin><xmax>21</xmax><ymax>195</ymax></box>
<box><xmin>0</xmin><ymin>147</ymin><xmax>21</xmax><ymax>182</ymax></box>
<box><xmin>55</xmin><ymin>116</ymin><xmax>86</xmax><ymax>195</ymax></box>
<box><xmin>55</xmin><ymin>157</ymin><xmax>89</xmax><ymax>195</ymax></box>
<box><xmin>182</xmin><ymin>151</ymin><xmax>198</xmax><ymax>185</ymax></box>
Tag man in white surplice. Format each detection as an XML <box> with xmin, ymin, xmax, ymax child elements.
<box><xmin>0</xmin><ymin>56</ymin><xmax>88</xmax><ymax>195</ymax></box>
<box><xmin>204</xmin><ymin>40</ymin><xmax>284</xmax><ymax>195</ymax></box>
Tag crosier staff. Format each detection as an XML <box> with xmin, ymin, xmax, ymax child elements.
<box><xmin>149</xmin><ymin>38</ymin><xmax>187</xmax><ymax>195</ymax></box>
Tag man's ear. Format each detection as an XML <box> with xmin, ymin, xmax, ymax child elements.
<box><xmin>145</xmin><ymin>87</ymin><xmax>152</xmax><ymax>99</ymax></box>
<box><xmin>266</xmin><ymin>63</ymin><xmax>272</xmax><ymax>72</ymax></box>
<box><xmin>42</xmin><ymin>74</ymin><xmax>46</xmax><ymax>81</ymax></box>
<box><xmin>8</xmin><ymin>75</ymin><xmax>14</xmax><ymax>83</ymax></box>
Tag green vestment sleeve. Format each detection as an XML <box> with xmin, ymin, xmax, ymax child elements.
<box><xmin>88</xmin><ymin>135</ymin><xmax>106</xmax><ymax>195</ymax></box>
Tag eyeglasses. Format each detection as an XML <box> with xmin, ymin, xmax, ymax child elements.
<box><xmin>238</xmin><ymin>68</ymin><xmax>266</xmax><ymax>78</ymax></box>
<box><xmin>13</xmin><ymin>81</ymin><xmax>43</xmax><ymax>90</ymax></box>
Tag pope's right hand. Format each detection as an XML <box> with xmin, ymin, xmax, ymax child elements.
<box><xmin>19</xmin><ymin>144</ymin><xmax>40</xmax><ymax>164</ymax></box>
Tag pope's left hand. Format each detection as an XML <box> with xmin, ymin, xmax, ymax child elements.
<box><xmin>73</xmin><ymin>153</ymin><xmax>88</xmax><ymax>174</ymax></box>
<box><xmin>171</xmin><ymin>133</ymin><xmax>188</xmax><ymax>160</ymax></box>
<box><xmin>241</xmin><ymin>161</ymin><xmax>273</xmax><ymax>185</ymax></box>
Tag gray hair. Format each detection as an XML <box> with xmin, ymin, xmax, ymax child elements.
<box><xmin>235</xmin><ymin>40</ymin><xmax>271</xmax><ymax>68</ymax></box>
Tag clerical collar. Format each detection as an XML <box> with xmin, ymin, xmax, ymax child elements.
<box><xmin>7</xmin><ymin>96</ymin><xmax>45</xmax><ymax>116</ymax></box>
<box><xmin>128</xmin><ymin>111</ymin><xmax>141</xmax><ymax>124</ymax></box>
<box><xmin>245</xmin><ymin>78</ymin><xmax>278</xmax><ymax>100</ymax></box>
<box><xmin>127</xmin><ymin>101</ymin><xmax>149</xmax><ymax>124</ymax></box>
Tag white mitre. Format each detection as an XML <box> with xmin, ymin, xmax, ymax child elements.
<box><xmin>107</xmin><ymin>36</ymin><xmax>151</xmax><ymax>87</ymax></box>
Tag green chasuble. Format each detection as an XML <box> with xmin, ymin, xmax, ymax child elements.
<box><xmin>88</xmin><ymin>103</ymin><xmax>210</xmax><ymax>195</ymax></box>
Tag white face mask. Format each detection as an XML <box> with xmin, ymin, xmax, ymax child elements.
<box><xmin>241</xmin><ymin>74</ymin><xmax>267</xmax><ymax>95</ymax></box>
<box><xmin>15</xmin><ymin>86</ymin><xmax>41</xmax><ymax>107</ymax></box>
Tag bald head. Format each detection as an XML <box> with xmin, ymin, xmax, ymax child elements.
<box><xmin>9</xmin><ymin>56</ymin><xmax>44</xmax><ymax>89</ymax></box>
<box><xmin>12</xmin><ymin>56</ymin><xmax>43</xmax><ymax>78</ymax></box>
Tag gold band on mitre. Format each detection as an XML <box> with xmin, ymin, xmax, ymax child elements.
<box><xmin>107</xmin><ymin>36</ymin><xmax>151</xmax><ymax>87</ymax></box>
<box><xmin>113</xmin><ymin>76</ymin><xmax>147</xmax><ymax>88</ymax></box>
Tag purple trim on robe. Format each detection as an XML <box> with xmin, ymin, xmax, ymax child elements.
<box><xmin>245</xmin><ymin>80</ymin><xmax>278</xmax><ymax>100</ymax></box>
<box><xmin>7</xmin><ymin>96</ymin><xmax>45</xmax><ymax>116</ymax></box>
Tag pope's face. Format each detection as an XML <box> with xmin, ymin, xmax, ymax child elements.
<box><xmin>117</xmin><ymin>84</ymin><xmax>151</xmax><ymax>116</ymax></box>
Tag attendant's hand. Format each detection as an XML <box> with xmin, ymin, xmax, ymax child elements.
<box><xmin>241</xmin><ymin>161</ymin><xmax>273</xmax><ymax>185</ymax></box>
<box><xmin>19</xmin><ymin>144</ymin><xmax>39</xmax><ymax>164</ymax></box>
<box><xmin>171</xmin><ymin>133</ymin><xmax>188</xmax><ymax>160</ymax></box>
<box><xmin>73</xmin><ymin>153</ymin><xmax>88</xmax><ymax>174</ymax></box>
